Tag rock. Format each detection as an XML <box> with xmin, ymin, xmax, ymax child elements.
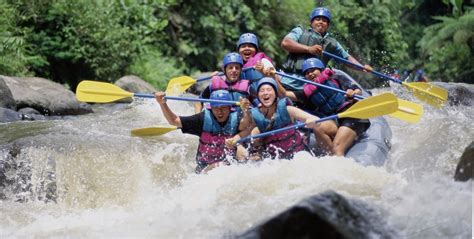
<box><xmin>1</xmin><ymin>75</ymin><xmax>93</xmax><ymax>115</ymax></box>
<box><xmin>0</xmin><ymin>107</ymin><xmax>22</xmax><ymax>123</ymax></box>
<box><xmin>115</xmin><ymin>75</ymin><xmax>156</xmax><ymax>103</ymax></box>
<box><xmin>454</xmin><ymin>141</ymin><xmax>474</xmax><ymax>182</ymax></box>
<box><xmin>433</xmin><ymin>82</ymin><xmax>474</xmax><ymax>106</ymax></box>
<box><xmin>0</xmin><ymin>77</ymin><xmax>15</xmax><ymax>110</ymax></box>
<box><xmin>239</xmin><ymin>190</ymin><xmax>399</xmax><ymax>239</ymax></box>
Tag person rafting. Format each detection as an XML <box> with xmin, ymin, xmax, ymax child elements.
<box><xmin>279</xmin><ymin>6</ymin><xmax>372</xmax><ymax>90</ymax></box>
<box><xmin>272</xmin><ymin>58</ymin><xmax>371</xmax><ymax>156</ymax></box>
<box><xmin>155</xmin><ymin>89</ymin><xmax>250</xmax><ymax>173</ymax></box>
<box><xmin>196</xmin><ymin>52</ymin><xmax>252</xmax><ymax>112</ymax></box>
<box><xmin>237</xmin><ymin>33</ymin><xmax>275</xmax><ymax>97</ymax></box>
<box><xmin>235</xmin><ymin>77</ymin><xmax>322</xmax><ymax>160</ymax></box>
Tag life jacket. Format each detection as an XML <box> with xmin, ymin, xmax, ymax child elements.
<box><xmin>242</xmin><ymin>52</ymin><xmax>273</xmax><ymax>97</ymax></box>
<box><xmin>282</xmin><ymin>26</ymin><xmax>339</xmax><ymax>73</ymax></box>
<box><xmin>210</xmin><ymin>75</ymin><xmax>250</xmax><ymax>101</ymax></box>
<box><xmin>303</xmin><ymin>78</ymin><xmax>352</xmax><ymax>117</ymax></box>
<box><xmin>195</xmin><ymin>109</ymin><xmax>239</xmax><ymax>173</ymax></box>
<box><xmin>250</xmin><ymin>98</ymin><xmax>308</xmax><ymax>159</ymax></box>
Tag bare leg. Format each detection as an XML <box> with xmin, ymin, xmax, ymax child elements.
<box><xmin>332</xmin><ymin>126</ymin><xmax>357</xmax><ymax>156</ymax></box>
<box><xmin>249</xmin><ymin>127</ymin><xmax>263</xmax><ymax>161</ymax></box>
<box><xmin>313</xmin><ymin>121</ymin><xmax>337</xmax><ymax>154</ymax></box>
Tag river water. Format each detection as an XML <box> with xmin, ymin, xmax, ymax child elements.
<box><xmin>0</xmin><ymin>87</ymin><xmax>472</xmax><ymax>238</ymax></box>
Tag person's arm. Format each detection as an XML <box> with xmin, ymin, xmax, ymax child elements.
<box><xmin>281</xmin><ymin>27</ymin><xmax>322</xmax><ymax>55</ymax></box>
<box><xmin>262</xmin><ymin>68</ymin><xmax>298</xmax><ymax>101</ymax></box>
<box><xmin>195</xmin><ymin>86</ymin><xmax>211</xmax><ymax>113</ymax></box>
<box><xmin>238</xmin><ymin>97</ymin><xmax>254</xmax><ymax>131</ymax></box>
<box><xmin>287</xmin><ymin>106</ymin><xmax>318</xmax><ymax>124</ymax></box>
<box><xmin>155</xmin><ymin>91</ymin><xmax>182</xmax><ymax>127</ymax></box>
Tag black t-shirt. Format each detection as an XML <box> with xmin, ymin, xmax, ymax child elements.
<box><xmin>293</xmin><ymin>90</ymin><xmax>314</xmax><ymax>110</ymax></box>
<box><xmin>179</xmin><ymin>111</ymin><xmax>230</xmax><ymax>136</ymax></box>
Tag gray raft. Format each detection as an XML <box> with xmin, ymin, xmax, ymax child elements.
<box><xmin>331</xmin><ymin>69</ymin><xmax>392</xmax><ymax>166</ymax></box>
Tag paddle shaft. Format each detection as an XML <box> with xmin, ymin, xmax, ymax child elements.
<box><xmin>322</xmin><ymin>51</ymin><xmax>404</xmax><ymax>84</ymax></box>
<box><xmin>275</xmin><ymin>71</ymin><xmax>364</xmax><ymax>100</ymax></box>
<box><xmin>129</xmin><ymin>93</ymin><xmax>239</xmax><ymax>105</ymax></box>
<box><xmin>237</xmin><ymin>115</ymin><xmax>338</xmax><ymax>143</ymax></box>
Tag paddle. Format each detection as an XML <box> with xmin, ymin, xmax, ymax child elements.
<box><xmin>76</xmin><ymin>80</ymin><xmax>240</xmax><ymax>105</ymax></box>
<box><xmin>276</xmin><ymin>71</ymin><xmax>423</xmax><ymax>123</ymax></box>
<box><xmin>237</xmin><ymin>92</ymin><xmax>398</xmax><ymax>143</ymax></box>
<box><xmin>131</xmin><ymin>126</ymin><xmax>178</xmax><ymax>136</ymax></box>
<box><xmin>322</xmin><ymin>51</ymin><xmax>448</xmax><ymax>108</ymax></box>
<box><xmin>165</xmin><ymin>67</ymin><xmax>254</xmax><ymax>95</ymax></box>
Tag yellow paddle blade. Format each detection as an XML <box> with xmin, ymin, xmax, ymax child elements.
<box><xmin>403</xmin><ymin>82</ymin><xmax>448</xmax><ymax>108</ymax></box>
<box><xmin>76</xmin><ymin>80</ymin><xmax>133</xmax><ymax>103</ymax></box>
<box><xmin>165</xmin><ymin>76</ymin><xmax>197</xmax><ymax>95</ymax></box>
<box><xmin>389</xmin><ymin>99</ymin><xmax>424</xmax><ymax>124</ymax></box>
<box><xmin>338</xmin><ymin>92</ymin><xmax>398</xmax><ymax>119</ymax></box>
<box><xmin>131</xmin><ymin>126</ymin><xmax>178</xmax><ymax>137</ymax></box>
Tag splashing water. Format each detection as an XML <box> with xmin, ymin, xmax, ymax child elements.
<box><xmin>0</xmin><ymin>87</ymin><xmax>472</xmax><ymax>238</ymax></box>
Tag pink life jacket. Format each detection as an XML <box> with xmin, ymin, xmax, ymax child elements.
<box><xmin>210</xmin><ymin>75</ymin><xmax>250</xmax><ymax>101</ymax></box>
<box><xmin>243</xmin><ymin>52</ymin><xmax>272</xmax><ymax>68</ymax></box>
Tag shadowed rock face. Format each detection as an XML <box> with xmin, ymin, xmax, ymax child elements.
<box><xmin>0</xmin><ymin>77</ymin><xmax>15</xmax><ymax>110</ymax></box>
<box><xmin>434</xmin><ymin>82</ymin><xmax>474</xmax><ymax>106</ymax></box>
<box><xmin>454</xmin><ymin>141</ymin><xmax>474</xmax><ymax>182</ymax></box>
<box><xmin>239</xmin><ymin>190</ymin><xmax>399</xmax><ymax>239</ymax></box>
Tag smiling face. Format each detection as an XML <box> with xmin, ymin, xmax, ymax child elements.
<box><xmin>238</xmin><ymin>43</ymin><xmax>257</xmax><ymax>62</ymax></box>
<box><xmin>310</xmin><ymin>16</ymin><xmax>329</xmax><ymax>34</ymax></box>
<box><xmin>258</xmin><ymin>84</ymin><xmax>277</xmax><ymax>107</ymax></box>
<box><xmin>225</xmin><ymin>63</ymin><xmax>242</xmax><ymax>83</ymax></box>
<box><xmin>211</xmin><ymin>105</ymin><xmax>231</xmax><ymax>123</ymax></box>
<box><xmin>304</xmin><ymin>68</ymin><xmax>322</xmax><ymax>81</ymax></box>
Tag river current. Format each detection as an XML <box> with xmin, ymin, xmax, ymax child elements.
<box><xmin>0</xmin><ymin>86</ymin><xmax>472</xmax><ymax>238</ymax></box>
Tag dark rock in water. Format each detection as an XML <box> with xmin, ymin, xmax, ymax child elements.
<box><xmin>433</xmin><ymin>82</ymin><xmax>474</xmax><ymax>106</ymax></box>
<box><xmin>0</xmin><ymin>107</ymin><xmax>22</xmax><ymax>123</ymax></box>
<box><xmin>115</xmin><ymin>75</ymin><xmax>156</xmax><ymax>103</ymax></box>
<box><xmin>454</xmin><ymin>141</ymin><xmax>474</xmax><ymax>182</ymax></box>
<box><xmin>1</xmin><ymin>75</ymin><xmax>93</xmax><ymax>115</ymax></box>
<box><xmin>0</xmin><ymin>77</ymin><xmax>16</xmax><ymax>110</ymax></box>
<box><xmin>239</xmin><ymin>190</ymin><xmax>399</xmax><ymax>239</ymax></box>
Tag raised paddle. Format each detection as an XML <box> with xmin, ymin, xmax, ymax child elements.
<box><xmin>76</xmin><ymin>80</ymin><xmax>240</xmax><ymax>105</ymax></box>
<box><xmin>131</xmin><ymin>126</ymin><xmax>178</xmax><ymax>137</ymax></box>
<box><xmin>237</xmin><ymin>92</ymin><xmax>398</xmax><ymax>143</ymax></box>
<box><xmin>165</xmin><ymin>67</ymin><xmax>254</xmax><ymax>95</ymax></box>
<box><xmin>276</xmin><ymin>71</ymin><xmax>423</xmax><ymax>123</ymax></box>
<box><xmin>322</xmin><ymin>51</ymin><xmax>448</xmax><ymax>108</ymax></box>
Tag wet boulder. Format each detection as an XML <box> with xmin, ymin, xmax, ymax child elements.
<box><xmin>454</xmin><ymin>141</ymin><xmax>474</xmax><ymax>182</ymax></box>
<box><xmin>239</xmin><ymin>190</ymin><xmax>399</xmax><ymax>239</ymax></box>
<box><xmin>115</xmin><ymin>75</ymin><xmax>156</xmax><ymax>103</ymax></box>
<box><xmin>1</xmin><ymin>75</ymin><xmax>92</xmax><ymax>116</ymax></box>
<box><xmin>188</xmin><ymin>72</ymin><xmax>212</xmax><ymax>95</ymax></box>
<box><xmin>0</xmin><ymin>77</ymin><xmax>15</xmax><ymax>110</ymax></box>
<box><xmin>433</xmin><ymin>82</ymin><xmax>474</xmax><ymax>106</ymax></box>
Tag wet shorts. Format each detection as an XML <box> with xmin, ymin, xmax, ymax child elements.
<box><xmin>337</xmin><ymin>117</ymin><xmax>371</xmax><ymax>136</ymax></box>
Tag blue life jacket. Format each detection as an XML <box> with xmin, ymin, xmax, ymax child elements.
<box><xmin>195</xmin><ymin>109</ymin><xmax>239</xmax><ymax>173</ymax></box>
<box><xmin>250</xmin><ymin>98</ymin><xmax>308</xmax><ymax>159</ymax></box>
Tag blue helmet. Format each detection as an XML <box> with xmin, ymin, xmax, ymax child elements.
<box><xmin>223</xmin><ymin>52</ymin><xmax>243</xmax><ymax>69</ymax></box>
<box><xmin>257</xmin><ymin>77</ymin><xmax>278</xmax><ymax>94</ymax></box>
<box><xmin>210</xmin><ymin>90</ymin><xmax>233</xmax><ymax>107</ymax></box>
<box><xmin>237</xmin><ymin>33</ymin><xmax>259</xmax><ymax>50</ymax></box>
<box><xmin>302</xmin><ymin>58</ymin><xmax>325</xmax><ymax>74</ymax></box>
<box><xmin>310</xmin><ymin>7</ymin><xmax>331</xmax><ymax>23</ymax></box>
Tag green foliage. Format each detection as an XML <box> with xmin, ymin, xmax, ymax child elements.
<box><xmin>0</xmin><ymin>1</ymin><xmax>31</xmax><ymax>75</ymax></box>
<box><xmin>419</xmin><ymin>10</ymin><xmax>474</xmax><ymax>82</ymax></box>
<box><xmin>127</xmin><ymin>47</ymin><xmax>184</xmax><ymax>90</ymax></box>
